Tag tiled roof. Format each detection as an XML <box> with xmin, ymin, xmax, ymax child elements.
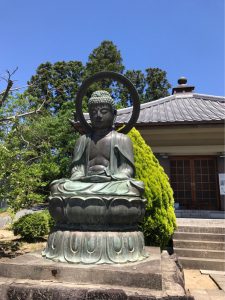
<box><xmin>116</xmin><ymin>93</ymin><xmax>225</xmax><ymax>125</ymax></box>
<box><xmin>81</xmin><ymin>93</ymin><xmax>225</xmax><ymax>127</ymax></box>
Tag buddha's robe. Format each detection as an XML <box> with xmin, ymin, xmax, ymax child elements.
<box><xmin>50</xmin><ymin>131</ymin><xmax>144</xmax><ymax>197</ymax></box>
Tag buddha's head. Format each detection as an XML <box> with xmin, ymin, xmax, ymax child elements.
<box><xmin>88</xmin><ymin>90</ymin><xmax>117</xmax><ymax>130</ymax></box>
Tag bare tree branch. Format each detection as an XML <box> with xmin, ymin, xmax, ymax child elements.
<box><xmin>0</xmin><ymin>67</ymin><xmax>18</xmax><ymax>107</ymax></box>
<box><xmin>20</xmin><ymin>133</ymin><xmax>30</xmax><ymax>146</ymax></box>
<box><xmin>0</xmin><ymin>80</ymin><xmax>13</xmax><ymax>106</ymax></box>
<box><xmin>0</xmin><ymin>98</ymin><xmax>46</xmax><ymax>123</ymax></box>
<box><xmin>26</xmin><ymin>156</ymin><xmax>41</xmax><ymax>164</ymax></box>
<box><xmin>0</xmin><ymin>84</ymin><xmax>32</xmax><ymax>95</ymax></box>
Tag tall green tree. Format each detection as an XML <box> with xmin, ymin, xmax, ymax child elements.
<box><xmin>119</xmin><ymin>70</ymin><xmax>146</xmax><ymax>106</ymax></box>
<box><xmin>25</xmin><ymin>41</ymin><xmax>171</xmax><ymax>110</ymax></box>
<box><xmin>145</xmin><ymin>68</ymin><xmax>171</xmax><ymax>102</ymax></box>
<box><xmin>84</xmin><ymin>40</ymin><xmax>125</xmax><ymax>102</ymax></box>
<box><xmin>119</xmin><ymin>68</ymin><xmax>171</xmax><ymax>106</ymax></box>
<box><xmin>27</xmin><ymin>61</ymin><xmax>84</xmax><ymax>113</ymax></box>
<box><xmin>85</xmin><ymin>40</ymin><xmax>124</xmax><ymax>75</ymax></box>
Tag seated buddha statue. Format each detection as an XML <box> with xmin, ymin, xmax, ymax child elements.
<box><xmin>50</xmin><ymin>90</ymin><xmax>144</xmax><ymax>197</ymax></box>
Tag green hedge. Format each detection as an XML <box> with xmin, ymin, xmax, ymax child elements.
<box><xmin>128</xmin><ymin>128</ymin><xmax>176</xmax><ymax>248</ymax></box>
<box><xmin>12</xmin><ymin>210</ymin><xmax>54</xmax><ymax>241</ymax></box>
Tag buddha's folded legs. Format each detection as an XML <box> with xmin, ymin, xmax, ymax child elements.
<box><xmin>50</xmin><ymin>178</ymin><xmax>144</xmax><ymax>197</ymax></box>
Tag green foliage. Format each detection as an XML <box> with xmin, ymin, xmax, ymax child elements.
<box><xmin>145</xmin><ymin>68</ymin><xmax>171</xmax><ymax>101</ymax></box>
<box><xmin>128</xmin><ymin>128</ymin><xmax>176</xmax><ymax>248</ymax></box>
<box><xmin>27</xmin><ymin>61</ymin><xmax>84</xmax><ymax>113</ymax></box>
<box><xmin>25</xmin><ymin>41</ymin><xmax>171</xmax><ymax>110</ymax></box>
<box><xmin>0</xmin><ymin>90</ymin><xmax>80</xmax><ymax>212</ymax></box>
<box><xmin>86</xmin><ymin>40</ymin><xmax>125</xmax><ymax>75</ymax></box>
<box><xmin>12</xmin><ymin>210</ymin><xmax>54</xmax><ymax>241</ymax></box>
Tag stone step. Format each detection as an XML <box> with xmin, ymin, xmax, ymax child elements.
<box><xmin>173</xmin><ymin>232</ymin><xmax>225</xmax><ymax>242</ymax></box>
<box><xmin>179</xmin><ymin>257</ymin><xmax>225</xmax><ymax>271</ymax></box>
<box><xmin>173</xmin><ymin>239</ymin><xmax>225</xmax><ymax>250</ymax></box>
<box><xmin>175</xmin><ymin>210</ymin><xmax>225</xmax><ymax>219</ymax></box>
<box><xmin>174</xmin><ymin>247</ymin><xmax>225</xmax><ymax>259</ymax></box>
<box><xmin>0</xmin><ymin>276</ymin><xmax>193</xmax><ymax>300</ymax></box>
<box><xmin>0</xmin><ymin>249</ymin><xmax>192</xmax><ymax>300</ymax></box>
<box><xmin>176</xmin><ymin>226</ymin><xmax>225</xmax><ymax>234</ymax></box>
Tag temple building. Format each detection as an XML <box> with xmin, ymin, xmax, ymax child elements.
<box><xmin>116</xmin><ymin>78</ymin><xmax>225</xmax><ymax>215</ymax></box>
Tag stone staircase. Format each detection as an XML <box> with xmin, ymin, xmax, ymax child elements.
<box><xmin>173</xmin><ymin>218</ymin><xmax>225</xmax><ymax>271</ymax></box>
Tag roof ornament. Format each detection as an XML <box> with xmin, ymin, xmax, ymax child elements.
<box><xmin>172</xmin><ymin>77</ymin><xmax>195</xmax><ymax>94</ymax></box>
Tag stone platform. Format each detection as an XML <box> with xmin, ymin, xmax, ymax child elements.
<box><xmin>0</xmin><ymin>247</ymin><xmax>193</xmax><ymax>299</ymax></box>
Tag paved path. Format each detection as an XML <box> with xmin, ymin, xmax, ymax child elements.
<box><xmin>210</xmin><ymin>274</ymin><xmax>225</xmax><ymax>291</ymax></box>
<box><xmin>184</xmin><ymin>269</ymin><xmax>225</xmax><ymax>300</ymax></box>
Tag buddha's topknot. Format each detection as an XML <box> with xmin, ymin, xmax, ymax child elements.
<box><xmin>88</xmin><ymin>90</ymin><xmax>116</xmax><ymax>110</ymax></box>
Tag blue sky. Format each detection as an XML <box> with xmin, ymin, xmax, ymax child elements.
<box><xmin>0</xmin><ymin>0</ymin><xmax>224</xmax><ymax>96</ymax></box>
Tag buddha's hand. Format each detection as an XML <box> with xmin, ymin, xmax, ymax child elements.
<box><xmin>70</xmin><ymin>174</ymin><xmax>85</xmax><ymax>181</ymax></box>
<box><xmin>81</xmin><ymin>175</ymin><xmax>111</xmax><ymax>183</ymax></box>
<box><xmin>112</xmin><ymin>173</ymin><xmax>129</xmax><ymax>180</ymax></box>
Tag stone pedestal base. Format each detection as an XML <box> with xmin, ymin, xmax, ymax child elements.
<box><xmin>42</xmin><ymin>230</ymin><xmax>147</xmax><ymax>264</ymax></box>
<box><xmin>0</xmin><ymin>248</ymin><xmax>193</xmax><ymax>299</ymax></box>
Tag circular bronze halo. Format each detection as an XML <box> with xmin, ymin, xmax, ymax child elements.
<box><xmin>75</xmin><ymin>71</ymin><xmax>140</xmax><ymax>134</ymax></box>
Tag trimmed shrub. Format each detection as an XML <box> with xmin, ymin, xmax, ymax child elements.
<box><xmin>128</xmin><ymin>128</ymin><xmax>176</xmax><ymax>248</ymax></box>
<box><xmin>12</xmin><ymin>210</ymin><xmax>54</xmax><ymax>241</ymax></box>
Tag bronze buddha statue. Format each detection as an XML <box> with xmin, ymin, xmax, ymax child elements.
<box><xmin>43</xmin><ymin>86</ymin><xmax>147</xmax><ymax>264</ymax></box>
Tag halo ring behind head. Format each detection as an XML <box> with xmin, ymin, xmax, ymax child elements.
<box><xmin>75</xmin><ymin>71</ymin><xmax>140</xmax><ymax>134</ymax></box>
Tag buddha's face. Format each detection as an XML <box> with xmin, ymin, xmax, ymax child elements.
<box><xmin>89</xmin><ymin>103</ymin><xmax>116</xmax><ymax>130</ymax></box>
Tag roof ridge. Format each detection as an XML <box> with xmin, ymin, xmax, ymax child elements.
<box><xmin>117</xmin><ymin>95</ymin><xmax>175</xmax><ymax>115</ymax></box>
<box><xmin>141</xmin><ymin>94</ymin><xmax>175</xmax><ymax>108</ymax></box>
<box><xmin>193</xmin><ymin>93</ymin><xmax>225</xmax><ymax>101</ymax></box>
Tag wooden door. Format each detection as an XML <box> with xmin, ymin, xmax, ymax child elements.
<box><xmin>170</xmin><ymin>157</ymin><xmax>219</xmax><ymax>210</ymax></box>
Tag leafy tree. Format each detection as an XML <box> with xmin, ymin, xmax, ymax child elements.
<box><xmin>27</xmin><ymin>61</ymin><xmax>84</xmax><ymax>113</ymax></box>
<box><xmin>85</xmin><ymin>40</ymin><xmax>124</xmax><ymax>76</ymax></box>
<box><xmin>119</xmin><ymin>68</ymin><xmax>171</xmax><ymax>106</ymax></box>
<box><xmin>128</xmin><ymin>128</ymin><xmax>176</xmax><ymax>248</ymax></box>
<box><xmin>119</xmin><ymin>70</ymin><xmax>146</xmax><ymax>106</ymax></box>
<box><xmin>145</xmin><ymin>68</ymin><xmax>171</xmax><ymax>102</ymax></box>
<box><xmin>25</xmin><ymin>41</ymin><xmax>171</xmax><ymax>110</ymax></box>
<box><xmin>0</xmin><ymin>93</ymin><xmax>79</xmax><ymax>212</ymax></box>
<box><xmin>83</xmin><ymin>40</ymin><xmax>125</xmax><ymax>103</ymax></box>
